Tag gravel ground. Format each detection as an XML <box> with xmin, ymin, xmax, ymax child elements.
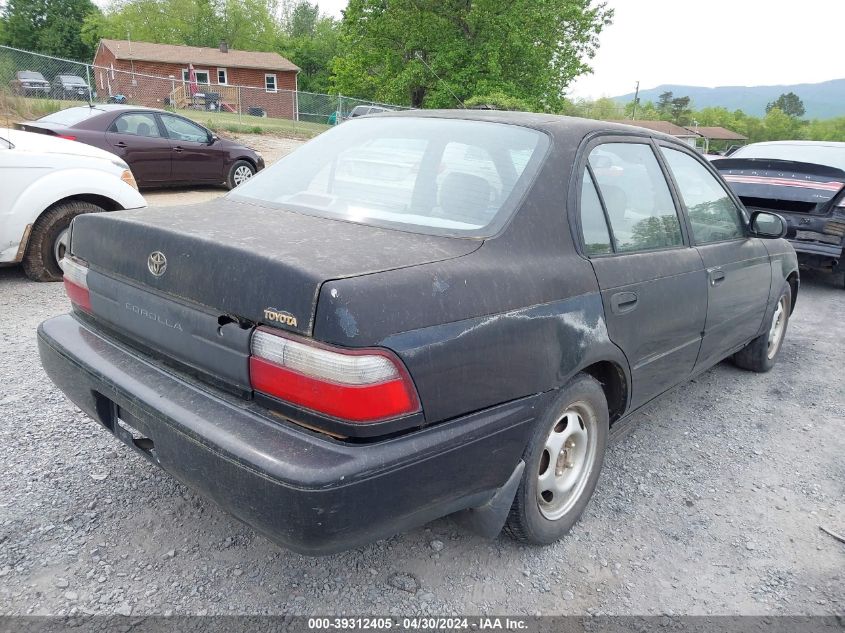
<box><xmin>0</xmin><ymin>261</ymin><xmax>843</xmax><ymax>617</ymax></box>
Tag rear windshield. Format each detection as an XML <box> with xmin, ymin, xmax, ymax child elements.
<box><xmin>229</xmin><ymin>117</ymin><xmax>548</xmax><ymax>237</ymax></box>
<box><xmin>732</xmin><ymin>143</ymin><xmax>845</xmax><ymax>171</ymax></box>
<box><xmin>39</xmin><ymin>107</ymin><xmax>103</xmax><ymax>126</ymax></box>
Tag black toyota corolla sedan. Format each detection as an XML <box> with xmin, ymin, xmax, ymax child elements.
<box><xmin>38</xmin><ymin>112</ymin><xmax>798</xmax><ymax>554</ymax></box>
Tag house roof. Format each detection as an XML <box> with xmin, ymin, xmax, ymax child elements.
<box><xmin>98</xmin><ymin>39</ymin><xmax>299</xmax><ymax>72</ymax></box>
<box><xmin>606</xmin><ymin>119</ymin><xmax>699</xmax><ymax>138</ymax></box>
<box><xmin>686</xmin><ymin>126</ymin><xmax>747</xmax><ymax>141</ymax></box>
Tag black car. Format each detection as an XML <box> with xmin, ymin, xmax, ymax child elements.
<box><xmin>38</xmin><ymin>112</ymin><xmax>798</xmax><ymax>555</ymax></box>
<box><xmin>51</xmin><ymin>74</ymin><xmax>91</xmax><ymax>100</ymax></box>
<box><xmin>10</xmin><ymin>70</ymin><xmax>50</xmax><ymax>97</ymax></box>
<box><xmin>713</xmin><ymin>141</ymin><xmax>845</xmax><ymax>287</ymax></box>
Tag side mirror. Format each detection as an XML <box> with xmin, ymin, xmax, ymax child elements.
<box><xmin>208</xmin><ymin>133</ymin><xmax>218</xmax><ymax>145</ymax></box>
<box><xmin>749</xmin><ymin>210</ymin><xmax>787</xmax><ymax>239</ymax></box>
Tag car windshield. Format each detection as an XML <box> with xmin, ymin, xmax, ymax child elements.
<box><xmin>230</xmin><ymin>117</ymin><xmax>548</xmax><ymax>238</ymax></box>
<box><xmin>38</xmin><ymin>107</ymin><xmax>103</xmax><ymax>126</ymax></box>
<box><xmin>19</xmin><ymin>72</ymin><xmax>43</xmax><ymax>80</ymax></box>
<box><xmin>60</xmin><ymin>75</ymin><xmax>86</xmax><ymax>85</ymax></box>
<box><xmin>732</xmin><ymin>143</ymin><xmax>845</xmax><ymax>172</ymax></box>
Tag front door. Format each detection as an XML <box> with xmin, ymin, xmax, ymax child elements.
<box><xmin>658</xmin><ymin>145</ymin><xmax>772</xmax><ymax>370</ymax></box>
<box><xmin>105</xmin><ymin>111</ymin><xmax>171</xmax><ymax>184</ymax></box>
<box><xmin>580</xmin><ymin>140</ymin><xmax>708</xmax><ymax>409</ymax></box>
<box><xmin>158</xmin><ymin>113</ymin><xmax>223</xmax><ymax>183</ymax></box>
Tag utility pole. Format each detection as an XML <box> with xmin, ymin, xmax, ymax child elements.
<box><xmin>632</xmin><ymin>81</ymin><xmax>640</xmax><ymax>120</ymax></box>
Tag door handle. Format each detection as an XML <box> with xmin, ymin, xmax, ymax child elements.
<box><xmin>173</xmin><ymin>146</ymin><xmax>183</xmax><ymax>153</ymax></box>
<box><xmin>610</xmin><ymin>291</ymin><xmax>638</xmax><ymax>314</ymax></box>
<box><xmin>709</xmin><ymin>269</ymin><xmax>726</xmax><ymax>286</ymax></box>
<box><xmin>115</xmin><ymin>141</ymin><xmax>127</xmax><ymax>148</ymax></box>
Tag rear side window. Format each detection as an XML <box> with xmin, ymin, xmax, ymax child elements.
<box><xmin>38</xmin><ymin>107</ymin><xmax>103</xmax><ymax>126</ymax></box>
<box><xmin>589</xmin><ymin>143</ymin><xmax>683</xmax><ymax>252</ymax></box>
<box><xmin>111</xmin><ymin>113</ymin><xmax>161</xmax><ymax>138</ymax></box>
<box><xmin>662</xmin><ymin>148</ymin><xmax>745</xmax><ymax>244</ymax></box>
<box><xmin>579</xmin><ymin>171</ymin><xmax>612</xmax><ymax>255</ymax></box>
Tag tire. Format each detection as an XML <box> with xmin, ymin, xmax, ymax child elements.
<box><xmin>226</xmin><ymin>160</ymin><xmax>256</xmax><ymax>190</ymax></box>
<box><xmin>22</xmin><ymin>201</ymin><xmax>104</xmax><ymax>282</ymax></box>
<box><xmin>504</xmin><ymin>373</ymin><xmax>609</xmax><ymax>545</ymax></box>
<box><xmin>733</xmin><ymin>282</ymin><xmax>791</xmax><ymax>373</ymax></box>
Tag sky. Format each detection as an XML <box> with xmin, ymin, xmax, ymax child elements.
<box><xmin>315</xmin><ymin>0</ymin><xmax>845</xmax><ymax>99</ymax></box>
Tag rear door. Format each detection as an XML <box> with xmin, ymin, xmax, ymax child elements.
<box><xmin>578</xmin><ymin>138</ymin><xmax>707</xmax><ymax>409</ymax></box>
<box><xmin>158</xmin><ymin>113</ymin><xmax>223</xmax><ymax>183</ymax></box>
<box><xmin>105</xmin><ymin>111</ymin><xmax>171</xmax><ymax>184</ymax></box>
<box><xmin>659</xmin><ymin>144</ymin><xmax>772</xmax><ymax>370</ymax></box>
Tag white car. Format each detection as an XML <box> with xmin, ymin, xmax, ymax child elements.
<box><xmin>0</xmin><ymin>127</ymin><xmax>146</xmax><ymax>281</ymax></box>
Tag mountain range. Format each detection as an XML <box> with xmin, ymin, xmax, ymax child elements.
<box><xmin>613</xmin><ymin>79</ymin><xmax>845</xmax><ymax>119</ymax></box>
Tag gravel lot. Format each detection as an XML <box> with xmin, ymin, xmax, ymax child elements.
<box><xmin>1</xmin><ymin>221</ymin><xmax>843</xmax><ymax>615</ymax></box>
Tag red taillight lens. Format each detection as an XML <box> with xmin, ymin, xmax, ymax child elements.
<box><xmin>57</xmin><ymin>134</ymin><xmax>77</xmax><ymax>141</ymax></box>
<box><xmin>63</xmin><ymin>257</ymin><xmax>91</xmax><ymax>312</ymax></box>
<box><xmin>249</xmin><ymin>327</ymin><xmax>420</xmax><ymax>423</ymax></box>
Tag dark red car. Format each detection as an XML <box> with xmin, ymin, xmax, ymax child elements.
<box><xmin>18</xmin><ymin>105</ymin><xmax>264</xmax><ymax>189</ymax></box>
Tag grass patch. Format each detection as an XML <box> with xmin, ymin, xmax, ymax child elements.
<box><xmin>0</xmin><ymin>91</ymin><xmax>331</xmax><ymax>140</ymax></box>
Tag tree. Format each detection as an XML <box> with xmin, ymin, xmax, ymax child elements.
<box><xmin>656</xmin><ymin>90</ymin><xmax>673</xmax><ymax>117</ymax></box>
<box><xmin>1</xmin><ymin>0</ymin><xmax>101</xmax><ymax>59</ymax></box>
<box><xmin>276</xmin><ymin>2</ymin><xmax>342</xmax><ymax>93</ymax></box>
<box><xmin>766</xmin><ymin>92</ymin><xmax>805</xmax><ymax>119</ymax></box>
<box><xmin>87</xmin><ymin>0</ymin><xmax>279</xmax><ymax>52</ymax></box>
<box><xmin>762</xmin><ymin>106</ymin><xmax>800</xmax><ymax>140</ymax></box>
<box><xmin>332</xmin><ymin>0</ymin><xmax>613</xmax><ymax>109</ymax></box>
<box><xmin>669</xmin><ymin>95</ymin><xmax>692</xmax><ymax>125</ymax></box>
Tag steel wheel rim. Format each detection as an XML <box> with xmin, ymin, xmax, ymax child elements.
<box><xmin>537</xmin><ymin>402</ymin><xmax>597</xmax><ymax>521</ymax></box>
<box><xmin>767</xmin><ymin>296</ymin><xmax>787</xmax><ymax>359</ymax></box>
<box><xmin>233</xmin><ymin>165</ymin><xmax>253</xmax><ymax>186</ymax></box>
<box><xmin>54</xmin><ymin>229</ymin><xmax>69</xmax><ymax>271</ymax></box>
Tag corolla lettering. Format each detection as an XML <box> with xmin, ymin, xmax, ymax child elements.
<box><xmin>125</xmin><ymin>302</ymin><xmax>183</xmax><ymax>331</ymax></box>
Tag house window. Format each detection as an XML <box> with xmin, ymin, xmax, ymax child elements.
<box><xmin>265</xmin><ymin>74</ymin><xmax>277</xmax><ymax>93</ymax></box>
<box><xmin>182</xmin><ymin>69</ymin><xmax>210</xmax><ymax>85</ymax></box>
<box><xmin>217</xmin><ymin>68</ymin><xmax>228</xmax><ymax>85</ymax></box>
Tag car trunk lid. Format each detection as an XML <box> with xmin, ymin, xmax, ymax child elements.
<box><xmin>69</xmin><ymin>198</ymin><xmax>481</xmax><ymax>342</ymax></box>
<box><xmin>714</xmin><ymin>157</ymin><xmax>845</xmax><ymax>215</ymax></box>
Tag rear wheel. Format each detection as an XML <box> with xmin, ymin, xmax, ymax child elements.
<box><xmin>22</xmin><ymin>201</ymin><xmax>104</xmax><ymax>282</ymax></box>
<box><xmin>733</xmin><ymin>282</ymin><xmax>791</xmax><ymax>372</ymax></box>
<box><xmin>227</xmin><ymin>160</ymin><xmax>256</xmax><ymax>189</ymax></box>
<box><xmin>505</xmin><ymin>374</ymin><xmax>609</xmax><ymax>545</ymax></box>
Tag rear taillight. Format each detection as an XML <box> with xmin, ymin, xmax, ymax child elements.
<box><xmin>249</xmin><ymin>327</ymin><xmax>420</xmax><ymax>423</ymax></box>
<box><xmin>57</xmin><ymin>135</ymin><xmax>77</xmax><ymax>141</ymax></box>
<box><xmin>63</xmin><ymin>257</ymin><xmax>91</xmax><ymax>312</ymax></box>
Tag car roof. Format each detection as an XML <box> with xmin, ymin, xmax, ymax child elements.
<box><xmin>378</xmin><ymin>109</ymin><xmax>685</xmax><ymax>145</ymax></box>
<box><xmin>745</xmin><ymin>140</ymin><xmax>845</xmax><ymax>148</ymax></box>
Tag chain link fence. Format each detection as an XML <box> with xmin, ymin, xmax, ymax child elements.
<box><xmin>0</xmin><ymin>44</ymin><xmax>408</xmax><ymax>138</ymax></box>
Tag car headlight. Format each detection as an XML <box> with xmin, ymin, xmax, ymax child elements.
<box><xmin>120</xmin><ymin>169</ymin><xmax>139</xmax><ymax>190</ymax></box>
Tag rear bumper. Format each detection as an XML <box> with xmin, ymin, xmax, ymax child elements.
<box><xmin>38</xmin><ymin>314</ymin><xmax>543</xmax><ymax>555</ymax></box>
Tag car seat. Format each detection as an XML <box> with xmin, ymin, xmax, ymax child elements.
<box><xmin>438</xmin><ymin>172</ymin><xmax>492</xmax><ymax>226</ymax></box>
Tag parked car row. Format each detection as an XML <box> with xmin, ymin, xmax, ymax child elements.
<box><xmin>10</xmin><ymin>70</ymin><xmax>92</xmax><ymax>100</ymax></box>
<box><xmin>34</xmin><ymin>111</ymin><xmax>799</xmax><ymax>555</ymax></box>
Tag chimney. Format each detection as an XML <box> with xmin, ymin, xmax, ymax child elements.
<box><xmin>219</xmin><ymin>41</ymin><xmax>229</xmax><ymax>53</ymax></box>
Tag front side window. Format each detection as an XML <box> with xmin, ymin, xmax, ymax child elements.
<box><xmin>111</xmin><ymin>113</ymin><xmax>161</xmax><ymax>137</ymax></box>
<box><xmin>160</xmin><ymin>114</ymin><xmax>208</xmax><ymax>143</ymax></box>
<box><xmin>662</xmin><ymin>147</ymin><xmax>745</xmax><ymax>244</ymax></box>
<box><xmin>265</xmin><ymin>74</ymin><xmax>277</xmax><ymax>92</ymax></box>
<box><xmin>589</xmin><ymin>143</ymin><xmax>683</xmax><ymax>252</ymax></box>
<box><xmin>230</xmin><ymin>117</ymin><xmax>548</xmax><ymax>238</ymax></box>
<box><xmin>579</xmin><ymin>171</ymin><xmax>612</xmax><ymax>256</ymax></box>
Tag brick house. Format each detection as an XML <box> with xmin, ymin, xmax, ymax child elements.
<box><xmin>92</xmin><ymin>39</ymin><xmax>300</xmax><ymax>119</ymax></box>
